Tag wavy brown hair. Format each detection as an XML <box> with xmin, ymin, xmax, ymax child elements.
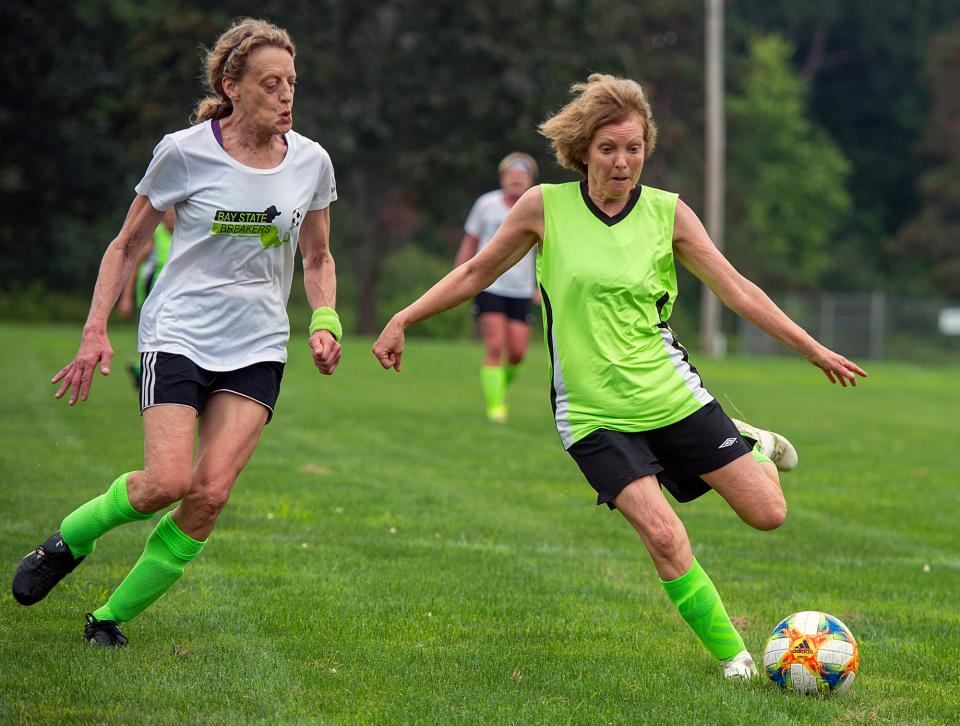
<box><xmin>538</xmin><ymin>73</ymin><xmax>658</xmax><ymax>176</ymax></box>
<box><xmin>192</xmin><ymin>18</ymin><xmax>295</xmax><ymax>124</ymax></box>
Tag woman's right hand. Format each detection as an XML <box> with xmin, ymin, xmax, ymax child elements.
<box><xmin>372</xmin><ymin>315</ymin><xmax>406</xmax><ymax>372</ymax></box>
<box><xmin>51</xmin><ymin>328</ymin><xmax>114</xmax><ymax>405</ymax></box>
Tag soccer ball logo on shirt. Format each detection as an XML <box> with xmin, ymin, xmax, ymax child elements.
<box><xmin>210</xmin><ymin>205</ymin><xmax>301</xmax><ymax>249</ymax></box>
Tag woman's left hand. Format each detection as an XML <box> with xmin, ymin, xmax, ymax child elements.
<box><xmin>309</xmin><ymin>330</ymin><xmax>341</xmax><ymax>375</ymax></box>
<box><xmin>372</xmin><ymin>315</ymin><xmax>405</xmax><ymax>372</ymax></box>
<box><xmin>806</xmin><ymin>346</ymin><xmax>868</xmax><ymax>387</ymax></box>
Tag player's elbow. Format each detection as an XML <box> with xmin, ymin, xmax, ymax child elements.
<box><xmin>461</xmin><ymin>257</ymin><xmax>498</xmax><ymax>293</ymax></box>
<box><xmin>113</xmin><ymin>230</ymin><xmax>146</xmax><ymax>264</ymax></box>
<box><xmin>303</xmin><ymin>249</ymin><xmax>335</xmax><ymax>274</ymax></box>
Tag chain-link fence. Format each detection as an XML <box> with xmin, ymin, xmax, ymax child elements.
<box><xmin>734</xmin><ymin>292</ymin><xmax>960</xmax><ymax>363</ymax></box>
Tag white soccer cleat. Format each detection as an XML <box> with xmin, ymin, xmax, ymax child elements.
<box><xmin>721</xmin><ymin>649</ymin><xmax>758</xmax><ymax>680</ymax></box>
<box><xmin>731</xmin><ymin>418</ymin><xmax>799</xmax><ymax>472</ymax></box>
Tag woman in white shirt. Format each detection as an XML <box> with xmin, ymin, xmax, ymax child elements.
<box><xmin>12</xmin><ymin>18</ymin><xmax>341</xmax><ymax>647</ymax></box>
<box><xmin>454</xmin><ymin>153</ymin><xmax>538</xmax><ymax>422</ymax></box>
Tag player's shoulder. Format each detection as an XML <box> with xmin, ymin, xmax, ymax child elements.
<box><xmin>286</xmin><ymin>129</ymin><xmax>333</xmax><ymax>164</ymax></box>
<box><xmin>639</xmin><ymin>184</ymin><xmax>679</xmax><ymax>202</ymax></box>
<box><xmin>163</xmin><ymin>122</ymin><xmax>210</xmax><ymax>148</ymax></box>
<box><xmin>474</xmin><ymin>189</ymin><xmax>503</xmax><ymax>207</ymax></box>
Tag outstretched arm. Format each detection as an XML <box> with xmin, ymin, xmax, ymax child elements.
<box><xmin>672</xmin><ymin>199</ymin><xmax>867</xmax><ymax>386</ymax></box>
<box><xmin>373</xmin><ymin>186</ymin><xmax>545</xmax><ymax>371</ymax></box>
<box><xmin>453</xmin><ymin>233</ymin><xmax>480</xmax><ymax>268</ymax></box>
<box><xmin>53</xmin><ymin>195</ymin><xmax>164</xmax><ymax>404</ymax></box>
<box><xmin>299</xmin><ymin>207</ymin><xmax>341</xmax><ymax>376</ymax></box>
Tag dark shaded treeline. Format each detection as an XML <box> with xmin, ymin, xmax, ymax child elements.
<box><xmin>2</xmin><ymin>1</ymin><xmax>957</xmax><ymax>331</ymax></box>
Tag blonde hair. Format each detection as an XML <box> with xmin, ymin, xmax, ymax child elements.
<box><xmin>192</xmin><ymin>18</ymin><xmax>295</xmax><ymax>124</ymax></box>
<box><xmin>538</xmin><ymin>73</ymin><xmax>658</xmax><ymax>175</ymax></box>
<box><xmin>497</xmin><ymin>152</ymin><xmax>538</xmax><ymax>182</ymax></box>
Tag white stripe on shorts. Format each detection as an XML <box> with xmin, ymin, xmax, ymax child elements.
<box><xmin>140</xmin><ymin>352</ymin><xmax>157</xmax><ymax>410</ymax></box>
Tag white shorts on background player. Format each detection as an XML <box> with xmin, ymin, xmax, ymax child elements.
<box><xmin>464</xmin><ymin>190</ymin><xmax>535</xmax><ymax>299</ymax></box>
<box><xmin>134</xmin><ymin>120</ymin><xmax>337</xmax><ymax>370</ymax></box>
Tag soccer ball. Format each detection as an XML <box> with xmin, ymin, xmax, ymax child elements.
<box><xmin>762</xmin><ymin>611</ymin><xmax>859</xmax><ymax>696</ymax></box>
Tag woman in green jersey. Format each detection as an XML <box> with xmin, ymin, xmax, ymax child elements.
<box><xmin>373</xmin><ymin>73</ymin><xmax>866</xmax><ymax>679</ymax></box>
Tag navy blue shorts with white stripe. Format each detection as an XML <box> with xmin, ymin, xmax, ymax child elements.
<box><xmin>139</xmin><ymin>352</ymin><xmax>284</xmax><ymax>423</ymax></box>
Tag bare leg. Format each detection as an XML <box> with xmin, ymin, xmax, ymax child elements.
<box><xmin>613</xmin><ymin>476</ymin><xmax>752</xmax><ymax>672</ymax></box>
<box><xmin>613</xmin><ymin>475</ymin><xmax>693</xmax><ymax>580</ymax></box>
<box><xmin>505</xmin><ymin>319</ymin><xmax>531</xmax><ymax>366</ymax></box>
<box><xmin>700</xmin><ymin>454</ymin><xmax>786</xmax><ymax>531</ymax></box>
<box><xmin>126</xmin><ymin>405</ymin><xmax>198</xmax><ymax>513</ymax></box>
<box><xmin>172</xmin><ymin>392</ymin><xmax>268</xmax><ymax>540</ymax></box>
<box><xmin>478</xmin><ymin>312</ymin><xmax>508</xmax><ymax>366</ymax></box>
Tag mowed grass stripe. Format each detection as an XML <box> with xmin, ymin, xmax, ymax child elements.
<box><xmin>1</xmin><ymin>323</ymin><xmax>957</xmax><ymax>724</ymax></box>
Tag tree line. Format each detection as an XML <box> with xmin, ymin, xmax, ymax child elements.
<box><xmin>2</xmin><ymin>0</ymin><xmax>958</xmax><ymax>332</ymax></box>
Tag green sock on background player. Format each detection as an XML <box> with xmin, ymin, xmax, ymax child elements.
<box><xmin>480</xmin><ymin>366</ymin><xmax>507</xmax><ymax>420</ymax></box>
<box><xmin>93</xmin><ymin>512</ymin><xmax>205</xmax><ymax>623</ymax></box>
<box><xmin>60</xmin><ymin>472</ymin><xmax>153</xmax><ymax>557</ymax></box>
<box><xmin>660</xmin><ymin>557</ymin><xmax>746</xmax><ymax>661</ymax></box>
<box><xmin>504</xmin><ymin>362</ymin><xmax>522</xmax><ymax>389</ymax></box>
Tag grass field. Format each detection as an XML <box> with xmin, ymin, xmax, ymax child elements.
<box><xmin>1</xmin><ymin>322</ymin><xmax>958</xmax><ymax>725</ymax></box>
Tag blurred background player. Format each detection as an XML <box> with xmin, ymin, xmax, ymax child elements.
<box><xmin>374</xmin><ymin>73</ymin><xmax>866</xmax><ymax>680</ymax></box>
<box><xmin>117</xmin><ymin>208</ymin><xmax>174</xmax><ymax>388</ymax></box>
<box><xmin>454</xmin><ymin>152</ymin><xmax>539</xmax><ymax>422</ymax></box>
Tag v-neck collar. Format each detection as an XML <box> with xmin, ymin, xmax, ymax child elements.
<box><xmin>579</xmin><ymin>181</ymin><xmax>642</xmax><ymax>226</ymax></box>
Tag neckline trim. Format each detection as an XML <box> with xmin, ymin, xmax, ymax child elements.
<box><xmin>579</xmin><ymin>181</ymin><xmax>642</xmax><ymax>226</ymax></box>
<box><xmin>208</xmin><ymin>118</ymin><xmax>291</xmax><ymax>174</ymax></box>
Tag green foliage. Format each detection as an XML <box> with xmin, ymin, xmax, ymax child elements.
<box><xmin>0</xmin><ymin>282</ymin><xmax>93</xmax><ymax>323</ymax></box>
<box><xmin>4</xmin><ymin>1</ymin><xmax>960</xmax><ymax>328</ymax></box>
<box><xmin>890</xmin><ymin>21</ymin><xmax>960</xmax><ymax>296</ymax></box>
<box><xmin>726</xmin><ymin>34</ymin><xmax>851</xmax><ymax>290</ymax></box>
<box><xmin>729</xmin><ymin>0</ymin><xmax>960</xmax><ymax>292</ymax></box>
<box><xmin>378</xmin><ymin>245</ymin><xmax>474</xmax><ymax>338</ymax></box>
<box><xmin>2</xmin><ymin>324</ymin><xmax>959</xmax><ymax>723</ymax></box>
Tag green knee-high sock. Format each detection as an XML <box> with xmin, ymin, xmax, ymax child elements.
<box><xmin>93</xmin><ymin>513</ymin><xmax>205</xmax><ymax>624</ymax></box>
<box><xmin>60</xmin><ymin>473</ymin><xmax>152</xmax><ymax>557</ymax></box>
<box><xmin>480</xmin><ymin>366</ymin><xmax>506</xmax><ymax>413</ymax></box>
<box><xmin>661</xmin><ymin>558</ymin><xmax>746</xmax><ymax>661</ymax></box>
<box><xmin>504</xmin><ymin>363</ymin><xmax>522</xmax><ymax>389</ymax></box>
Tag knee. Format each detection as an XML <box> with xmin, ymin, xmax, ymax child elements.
<box><xmin>187</xmin><ymin>476</ymin><xmax>234</xmax><ymax>525</ymax></box>
<box><xmin>486</xmin><ymin>342</ymin><xmax>504</xmax><ymax>360</ymax></box>
<box><xmin>751</xmin><ymin>497</ymin><xmax>787</xmax><ymax>531</ymax></box>
<box><xmin>506</xmin><ymin>352</ymin><xmax>524</xmax><ymax>366</ymax></box>
<box><xmin>136</xmin><ymin>468</ymin><xmax>193</xmax><ymax>512</ymax></box>
<box><xmin>644</xmin><ymin>519</ymin><xmax>685</xmax><ymax>559</ymax></box>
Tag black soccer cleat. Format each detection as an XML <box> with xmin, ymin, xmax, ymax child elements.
<box><xmin>84</xmin><ymin>613</ymin><xmax>128</xmax><ymax>647</ymax></box>
<box><xmin>12</xmin><ymin>530</ymin><xmax>86</xmax><ymax>605</ymax></box>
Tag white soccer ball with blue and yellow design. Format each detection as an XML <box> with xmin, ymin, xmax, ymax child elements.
<box><xmin>762</xmin><ymin>611</ymin><xmax>859</xmax><ymax>696</ymax></box>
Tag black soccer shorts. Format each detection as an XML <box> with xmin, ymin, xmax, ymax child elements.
<box><xmin>567</xmin><ymin>400</ymin><xmax>753</xmax><ymax>508</ymax></box>
<box><xmin>139</xmin><ymin>352</ymin><xmax>284</xmax><ymax>423</ymax></box>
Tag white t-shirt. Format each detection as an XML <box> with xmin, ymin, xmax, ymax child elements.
<box><xmin>464</xmin><ymin>190</ymin><xmax>536</xmax><ymax>299</ymax></box>
<box><xmin>134</xmin><ymin>121</ymin><xmax>337</xmax><ymax>370</ymax></box>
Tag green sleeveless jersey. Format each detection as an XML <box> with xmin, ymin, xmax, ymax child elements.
<box><xmin>537</xmin><ymin>182</ymin><xmax>713</xmax><ymax>448</ymax></box>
